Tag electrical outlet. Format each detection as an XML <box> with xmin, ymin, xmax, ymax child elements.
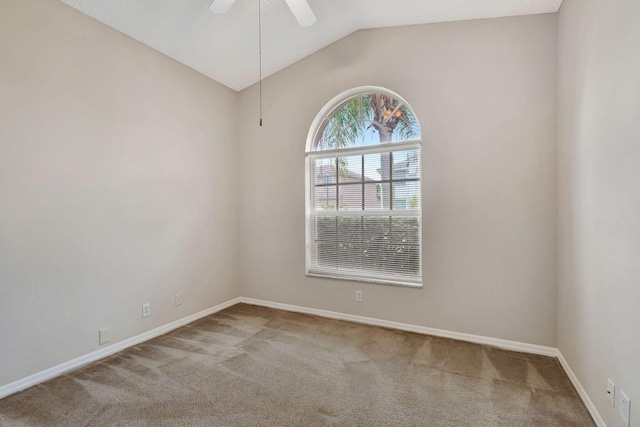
<box><xmin>142</xmin><ymin>303</ymin><xmax>151</xmax><ymax>317</ymax></box>
<box><xmin>98</xmin><ymin>327</ymin><xmax>111</xmax><ymax>345</ymax></box>
<box><xmin>619</xmin><ymin>390</ymin><xmax>630</xmax><ymax>426</ymax></box>
<box><xmin>356</xmin><ymin>290</ymin><xmax>363</xmax><ymax>303</ymax></box>
<box><xmin>175</xmin><ymin>293</ymin><xmax>183</xmax><ymax>307</ymax></box>
<box><xmin>607</xmin><ymin>379</ymin><xmax>615</xmax><ymax>406</ymax></box>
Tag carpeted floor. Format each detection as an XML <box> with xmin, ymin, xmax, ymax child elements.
<box><xmin>0</xmin><ymin>304</ymin><xmax>594</xmax><ymax>426</ymax></box>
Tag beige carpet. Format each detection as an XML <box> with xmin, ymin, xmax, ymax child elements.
<box><xmin>0</xmin><ymin>304</ymin><xmax>594</xmax><ymax>426</ymax></box>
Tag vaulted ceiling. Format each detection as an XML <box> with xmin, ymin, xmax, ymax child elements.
<box><xmin>59</xmin><ymin>0</ymin><xmax>563</xmax><ymax>91</ymax></box>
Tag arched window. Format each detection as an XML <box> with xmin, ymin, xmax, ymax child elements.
<box><xmin>305</xmin><ymin>87</ymin><xmax>422</xmax><ymax>286</ymax></box>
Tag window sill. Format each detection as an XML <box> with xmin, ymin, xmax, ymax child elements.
<box><xmin>306</xmin><ymin>271</ymin><xmax>422</xmax><ymax>289</ymax></box>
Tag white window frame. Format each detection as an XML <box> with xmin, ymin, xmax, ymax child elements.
<box><xmin>305</xmin><ymin>86</ymin><xmax>423</xmax><ymax>287</ymax></box>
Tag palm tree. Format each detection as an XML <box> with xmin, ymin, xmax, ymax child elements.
<box><xmin>319</xmin><ymin>93</ymin><xmax>419</xmax><ymax>208</ymax></box>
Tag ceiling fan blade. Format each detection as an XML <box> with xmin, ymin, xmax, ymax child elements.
<box><xmin>283</xmin><ymin>0</ymin><xmax>316</xmax><ymax>27</ymax></box>
<box><xmin>209</xmin><ymin>0</ymin><xmax>236</xmax><ymax>14</ymax></box>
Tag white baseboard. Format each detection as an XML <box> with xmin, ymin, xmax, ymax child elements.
<box><xmin>557</xmin><ymin>351</ymin><xmax>607</xmax><ymax>427</ymax></box>
<box><xmin>0</xmin><ymin>297</ymin><xmax>242</xmax><ymax>400</ymax></box>
<box><xmin>239</xmin><ymin>297</ymin><xmax>558</xmax><ymax>357</ymax></box>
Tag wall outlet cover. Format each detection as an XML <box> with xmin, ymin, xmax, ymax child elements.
<box><xmin>99</xmin><ymin>327</ymin><xmax>111</xmax><ymax>345</ymax></box>
<box><xmin>607</xmin><ymin>379</ymin><xmax>615</xmax><ymax>406</ymax></box>
<box><xmin>619</xmin><ymin>390</ymin><xmax>630</xmax><ymax>426</ymax></box>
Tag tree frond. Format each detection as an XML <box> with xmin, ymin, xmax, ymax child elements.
<box><xmin>318</xmin><ymin>93</ymin><xmax>420</xmax><ymax>149</ymax></box>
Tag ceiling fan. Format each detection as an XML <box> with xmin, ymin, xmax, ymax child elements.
<box><xmin>209</xmin><ymin>0</ymin><xmax>316</xmax><ymax>27</ymax></box>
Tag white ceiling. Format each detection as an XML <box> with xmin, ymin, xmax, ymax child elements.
<box><xmin>59</xmin><ymin>0</ymin><xmax>563</xmax><ymax>91</ymax></box>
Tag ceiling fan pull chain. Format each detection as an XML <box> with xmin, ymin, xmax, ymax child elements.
<box><xmin>259</xmin><ymin>0</ymin><xmax>263</xmax><ymax>126</ymax></box>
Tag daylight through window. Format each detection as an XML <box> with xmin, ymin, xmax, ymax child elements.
<box><xmin>305</xmin><ymin>88</ymin><xmax>422</xmax><ymax>286</ymax></box>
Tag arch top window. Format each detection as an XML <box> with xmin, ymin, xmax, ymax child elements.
<box><xmin>313</xmin><ymin>93</ymin><xmax>421</xmax><ymax>151</ymax></box>
<box><xmin>305</xmin><ymin>87</ymin><xmax>422</xmax><ymax>287</ymax></box>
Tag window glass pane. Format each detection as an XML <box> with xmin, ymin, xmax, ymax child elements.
<box><xmin>359</xmin><ymin>95</ymin><xmax>375</xmax><ymax>121</ymax></box>
<box><xmin>365</xmin><ymin>121</ymin><xmax>390</xmax><ymax>144</ymax></box>
<box><xmin>315</xmin><ymin>242</ymin><xmax>337</xmax><ymax>270</ymax></box>
<box><xmin>363</xmin><ymin>154</ymin><xmax>381</xmax><ymax>182</ymax></box>
<box><xmin>315</xmin><ymin>215</ymin><xmax>337</xmax><ymax>240</ymax></box>
<box><xmin>390</xmin><ymin>106</ymin><xmax>421</xmax><ymax>142</ymax></box>
<box><xmin>315</xmin><ymin>185</ymin><xmax>337</xmax><ymax>211</ymax></box>
<box><xmin>314</xmin><ymin>94</ymin><xmax>420</xmax><ymax>151</ymax></box>
<box><xmin>378</xmin><ymin>182</ymin><xmax>392</xmax><ymax>210</ymax></box>
<box><xmin>338</xmin><ymin>183</ymin><xmax>363</xmax><ymax>211</ymax></box>
<box><xmin>379</xmin><ymin>151</ymin><xmax>392</xmax><ymax>181</ymax></box>
<box><xmin>337</xmin><ymin>216</ymin><xmax>362</xmax><ymax>269</ymax></box>
<box><xmin>339</xmin><ymin>124</ymin><xmax>368</xmax><ymax>148</ymax></box>
<box><xmin>313</xmin><ymin>216</ymin><xmax>337</xmax><ymax>270</ymax></box>
<box><xmin>390</xmin><ymin>217</ymin><xmax>421</xmax><ymax>273</ymax></box>
<box><xmin>316</xmin><ymin>121</ymin><xmax>336</xmax><ymax>151</ymax></box>
<box><xmin>314</xmin><ymin>158</ymin><xmax>336</xmax><ymax>184</ymax></box>
<box><xmin>392</xmin><ymin>182</ymin><xmax>420</xmax><ymax>210</ymax></box>
<box><xmin>392</xmin><ymin>149</ymin><xmax>421</xmax><ymax>180</ymax></box>
<box><xmin>363</xmin><ymin>183</ymin><xmax>383</xmax><ymax>210</ymax></box>
<box><xmin>361</xmin><ymin>216</ymin><xmax>421</xmax><ymax>275</ymax></box>
<box><xmin>321</xmin><ymin>97</ymin><xmax>367</xmax><ymax>149</ymax></box>
<box><xmin>337</xmin><ymin>155</ymin><xmax>362</xmax><ymax>184</ymax></box>
<box><xmin>362</xmin><ymin>216</ymin><xmax>391</xmax><ymax>273</ymax></box>
<box><xmin>361</xmin><ymin>94</ymin><xmax>400</xmax><ymax>124</ymax></box>
<box><xmin>392</xmin><ymin>217</ymin><xmax>420</xmax><ymax>246</ymax></box>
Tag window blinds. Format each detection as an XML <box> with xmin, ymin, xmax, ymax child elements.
<box><xmin>306</xmin><ymin>141</ymin><xmax>421</xmax><ymax>286</ymax></box>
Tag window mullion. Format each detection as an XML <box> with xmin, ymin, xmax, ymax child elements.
<box><xmin>335</xmin><ymin>157</ymin><xmax>339</xmax><ymax>211</ymax></box>
<box><xmin>390</xmin><ymin>151</ymin><xmax>394</xmax><ymax>210</ymax></box>
<box><xmin>360</xmin><ymin>155</ymin><xmax>365</xmax><ymax>270</ymax></box>
<box><xmin>307</xmin><ymin>140</ymin><xmax>421</xmax><ymax>159</ymax></box>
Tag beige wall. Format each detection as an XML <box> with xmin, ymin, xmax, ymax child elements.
<box><xmin>0</xmin><ymin>0</ymin><xmax>239</xmax><ymax>387</ymax></box>
<box><xmin>238</xmin><ymin>15</ymin><xmax>558</xmax><ymax>346</ymax></box>
<box><xmin>558</xmin><ymin>0</ymin><xmax>640</xmax><ymax>425</ymax></box>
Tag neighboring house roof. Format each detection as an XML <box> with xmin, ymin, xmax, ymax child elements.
<box><xmin>314</xmin><ymin>164</ymin><xmax>376</xmax><ymax>183</ymax></box>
